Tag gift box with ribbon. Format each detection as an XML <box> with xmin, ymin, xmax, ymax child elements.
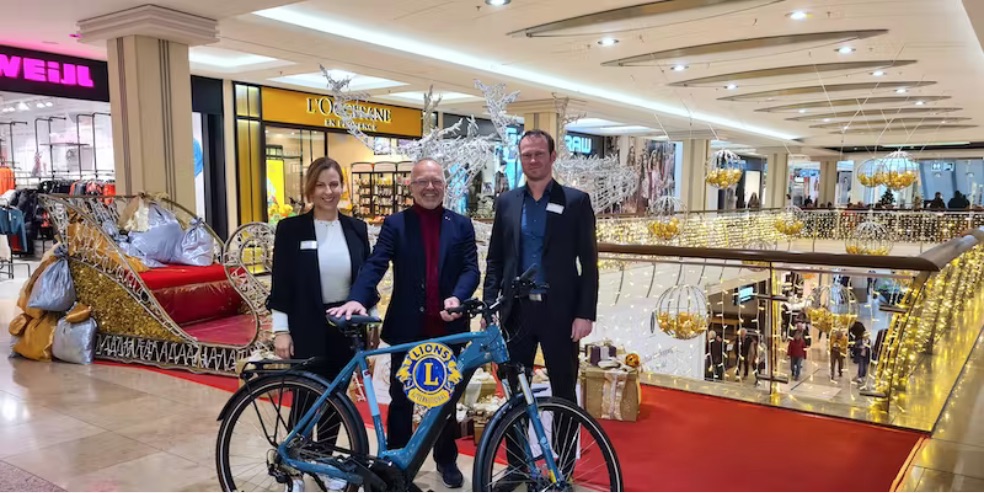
<box><xmin>579</xmin><ymin>365</ymin><xmax>641</xmax><ymax>422</ymax></box>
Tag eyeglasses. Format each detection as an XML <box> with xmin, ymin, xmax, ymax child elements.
<box><xmin>411</xmin><ymin>179</ymin><xmax>446</xmax><ymax>189</ymax></box>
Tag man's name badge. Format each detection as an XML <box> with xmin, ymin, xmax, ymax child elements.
<box><xmin>546</xmin><ymin>203</ymin><xmax>564</xmax><ymax>214</ymax></box>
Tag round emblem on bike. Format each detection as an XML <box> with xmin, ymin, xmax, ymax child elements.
<box><xmin>396</xmin><ymin>342</ymin><xmax>462</xmax><ymax>408</ymax></box>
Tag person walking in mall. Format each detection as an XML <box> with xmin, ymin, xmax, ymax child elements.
<box><xmin>855</xmin><ymin>330</ymin><xmax>872</xmax><ymax>385</ymax></box>
<box><xmin>829</xmin><ymin>328</ymin><xmax>849</xmax><ymax>379</ymax></box>
<box><xmin>483</xmin><ymin>129</ymin><xmax>599</xmax><ymax>490</ymax></box>
<box><xmin>266</xmin><ymin>157</ymin><xmax>375</xmax><ymax>490</ymax></box>
<box><xmin>787</xmin><ymin>329</ymin><xmax>808</xmax><ymax>381</ymax></box>
<box><xmin>329</xmin><ymin>158</ymin><xmax>479</xmax><ymax>489</ymax></box>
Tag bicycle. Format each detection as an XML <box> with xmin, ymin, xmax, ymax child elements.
<box><xmin>215</xmin><ymin>266</ymin><xmax>623</xmax><ymax>491</ymax></box>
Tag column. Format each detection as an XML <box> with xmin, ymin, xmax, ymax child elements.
<box><xmin>765</xmin><ymin>152</ymin><xmax>790</xmax><ymax>208</ymax></box>
<box><xmin>679</xmin><ymin>139</ymin><xmax>711</xmax><ymax>211</ymax></box>
<box><xmin>818</xmin><ymin>160</ymin><xmax>838</xmax><ymax>206</ymax></box>
<box><xmin>78</xmin><ymin>5</ymin><xmax>218</xmax><ymax>212</ymax></box>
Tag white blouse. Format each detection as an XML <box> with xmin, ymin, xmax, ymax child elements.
<box><xmin>271</xmin><ymin>218</ymin><xmax>351</xmax><ymax>333</ymax></box>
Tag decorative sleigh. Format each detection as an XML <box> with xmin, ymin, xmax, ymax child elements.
<box><xmin>39</xmin><ymin>194</ymin><xmax>275</xmax><ymax>374</ymax></box>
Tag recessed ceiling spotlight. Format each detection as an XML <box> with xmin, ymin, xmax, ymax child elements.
<box><xmin>598</xmin><ymin>37</ymin><xmax>619</xmax><ymax>47</ymax></box>
<box><xmin>35</xmin><ymin>102</ymin><xmax>45</xmax><ymax>109</ymax></box>
<box><xmin>671</xmin><ymin>64</ymin><xmax>688</xmax><ymax>71</ymax></box>
<box><xmin>485</xmin><ymin>0</ymin><xmax>510</xmax><ymax>5</ymax></box>
<box><xmin>837</xmin><ymin>46</ymin><xmax>856</xmax><ymax>54</ymax></box>
<box><xmin>872</xmin><ymin>70</ymin><xmax>886</xmax><ymax>77</ymax></box>
<box><xmin>915</xmin><ymin>100</ymin><xmax>925</xmax><ymax>106</ymax></box>
<box><xmin>16</xmin><ymin>102</ymin><xmax>28</xmax><ymax>111</ymax></box>
<box><xmin>44</xmin><ymin>101</ymin><xmax>53</xmax><ymax>107</ymax></box>
<box><xmin>788</xmin><ymin>10</ymin><xmax>809</xmax><ymax>20</ymax></box>
<box><xmin>823</xmin><ymin>118</ymin><xmax>831</xmax><ymax>122</ymax></box>
<box><xmin>798</xmin><ymin>109</ymin><xmax>808</xmax><ymax>114</ymax></box>
<box><xmin>942</xmin><ymin>120</ymin><xmax>948</xmax><ymax>124</ymax></box>
<box><xmin>726</xmin><ymin>83</ymin><xmax>738</xmax><ymax>90</ymax></box>
<box><xmin>896</xmin><ymin>88</ymin><xmax>908</xmax><ymax>94</ymax></box>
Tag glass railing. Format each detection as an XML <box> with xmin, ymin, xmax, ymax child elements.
<box><xmin>591</xmin><ymin>228</ymin><xmax>984</xmax><ymax>431</ymax></box>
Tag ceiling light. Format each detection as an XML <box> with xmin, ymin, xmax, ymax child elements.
<box><xmin>44</xmin><ymin>101</ymin><xmax>53</xmax><ymax>107</ymax></box>
<box><xmin>16</xmin><ymin>102</ymin><xmax>28</xmax><ymax>111</ymax></box>
<box><xmin>837</xmin><ymin>47</ymin><xmax>856</xmax><ymax>54</ymax></box>
<box><xmin>36</xmin><ymin>102</ymin><xmax>45</xmax><ymax>109</ymax></box>
<box><xmin>915</xmin><ymin>100</ymin><xmax>925</xmax><ymax>106</ymax></box>
<box><xmin>270</xmin><ymin>71</ymin><xmax>407</xmax><ymax>92</ymax></box>
<box><xmin>485</xmin><ymin>0</ymin><xmax>510</xmax><ymax>5</ymax></box>
<box><xmin>598</xmin><ymin>37</ymin><xmax>619</xmax><ymax>47</ymax></box>
<box><xmin>189</xmin><ymin>47</ymin><xmax>285</xmax><ymax>69</ymax></box>
<box><xmin>726</xmin><ymin>83</ymin><xmax>738</xmax><ymax>90</ymax></box>
<box><xmin>872</xmin><ymin>70</ymin><xmax>886</xmax><ymax>77</ymax></box>
<box><xmin>798</xmin><ymin>109</ymin><xmax>808</xmax><ymax>114</ymax></box>
<box><xmin>788</xmin><ymin>10</ymin><xmax>809</xmax><ymax>20</ymax></box>
<box><xmin>896</xmin><ymin>88</ymin><xmax>908</xmax><ymax>94</ymax></box>
<box><xmin>254</xmin><ymin>6</ymin><xmax>800</xmax><ymax>141</ymax></box>
<box><xmin>823</xmin><ymin>118</ymin><xmax>831</xmax><ymax>122</ymax></box>
<box><xmin>671</xmin><ymin>64</ymin><xmax>688</xmax><ymax>72</ymax></box>
<box><xmin>382</xmin><ymin>91</ymin><xmax>478</xmax><ymax>103</ymax></box>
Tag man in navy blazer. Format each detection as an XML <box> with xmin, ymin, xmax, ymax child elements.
<box><xmin>330</xmin><ymin>158</ymin><xmax>479</xmax><ymax>488</ymax></box>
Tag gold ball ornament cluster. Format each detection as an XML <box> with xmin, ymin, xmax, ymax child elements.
<box><xmin>705</xmin><ymin>150</ymin><xmax>744</xmax><ymax>190</ymax></box>
<box><xmin>653</xmin><ymin>284</ymin><xmax>709</xmax><ymax>340</ymax></box>
<box><xmin>805</xmin><ymin>284</ymin><xmax>859</xmax><ymax>334</ymax></box>
<box><xmin>774</xmin><ymin>205</ymin><xmax>806</xmax><ymax>236</ymax></box>
<box><xmin>846</xmin><ymin>220</ymin><xmax>893</xmax><ymax>256</ymax></box>
<box><xmin>647</xmin><ymin>195</ymin><xmax>688</xmax><ymax>242</ymax></box>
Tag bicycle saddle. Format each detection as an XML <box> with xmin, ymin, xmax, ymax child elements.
<box><xmin>327</xmin><ymin>315</ymin><xmax>381</xmax><ymax>333</ymax></box>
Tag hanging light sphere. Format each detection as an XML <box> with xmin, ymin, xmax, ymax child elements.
<box><xmin>804</xmin><ymin>284</ymin><xmax>858</xmax><ymax>334</ymax></box>
<box><xmin>846</xmin><ymin>220</ymin><xmax>893</xmax><ymax>255</ymax></box>
<box><xmin>856</xmin><ymin>159</ymin><xmax>887</xmax><ymax>188</ymax></box>
<box><xmin>880</xmin><ymin>150</ymin><xmax>919</xmax><ymax>190</ymax></box>
<box><xmin>647</xmin><ymin>195</ymin><xmax>688</xmax><ymax>241</ymax></box>
<box><xmin>774</xmin><ymin>204</ymin><xmax>806</xmax><ymax>236</ymax></box>
<box><xmin>653</xmin><ymin>284</ymin><xmax>709</xmax><ymax>340</ymax></box>
<box><xmin>705</xmin><ymin>149</ymin><xmax>743</xmax><ymax>189</ymax></box>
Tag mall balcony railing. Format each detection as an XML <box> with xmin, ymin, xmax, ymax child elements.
<box><xmin>594</xmin><ymin>207</ymin><xmax>984</xmax><ymax>252</ymax></box>
<box><xmin>592</xmin><ymin>227</ymin><xmax>984</xmax><ymax>432</ymax></box>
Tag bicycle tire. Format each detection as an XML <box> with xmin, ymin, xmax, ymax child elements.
<box><xmin>216</xmin><ymin>374</ymin><xmax>369</xmax><ymax>492</ymax></box>
<box><xmin>472</xmin><ymin>396</ymin><xmax>623</xmax><ymax>492</ymax></box>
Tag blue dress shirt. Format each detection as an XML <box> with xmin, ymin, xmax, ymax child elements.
<box><xmin>520</xmin><ymin>181</ymin><xmax>553</xmax><ymax>293</ymax></box>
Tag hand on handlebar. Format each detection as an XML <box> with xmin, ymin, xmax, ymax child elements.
<box><xmin>440</xmin><ymin>297</ymin><xmax>462</xmax><ymax>322</ymax></box>
<box><xmin>327</xmin><ymin>301</ymin><xmax>367</xmax><ymax>320</ymax></box>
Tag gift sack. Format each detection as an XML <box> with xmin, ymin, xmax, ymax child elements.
<box><xmin>580</xmin><ymin>366</ymin><xmax>641</xmax><ymax>422</ymax></box>
<box><xmin>28</xmin><ymin>246</ymin><xmax>76</xmax><ymax>312</ymax></box>
<box><xmin>52</xmin><ymin>317</ymin><xmax>97</xmax><ymax>365</ymax></box>
<box><xmin>173</xmin><ymin>219</ymin><xmax>214</xmax><ymax>267</ymax></box>
<box><xmin>116</xmin><ymin>233</ymin><xmax>164</xmax><ymax>268</ymax></box>
<box><xmin>13</xmin><ymin>312</ymin><xmax>60</xmax><ymax>361</ymax></box>
<box><xmin>128</xmin><ymin>203</ymin><xmax>184</xmax><ymax>264</ymax></box>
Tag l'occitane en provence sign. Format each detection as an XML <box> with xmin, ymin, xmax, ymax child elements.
<box><xmin>261</xmin><ymin>87</ymin><xmax>422</xmax><ymax>138</ymax></box>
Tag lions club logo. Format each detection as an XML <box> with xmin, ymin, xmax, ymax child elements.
<box><xmin>396</xmin><ymin>342</ymin><xmax>462</xmax><ymax>408</ymax></box>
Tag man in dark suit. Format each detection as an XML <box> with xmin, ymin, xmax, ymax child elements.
<box><xmin>329</xmin><ymin>158</ymin><xmax>479</xmax><ymax>488</ymax></box>
<box><xmin>483</xmin><ymin>129</ymin><xmax>599</xmax><ymax>488</ymax></box>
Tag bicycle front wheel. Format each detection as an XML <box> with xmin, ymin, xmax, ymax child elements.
<box><xmin>472</xmin><ymin>397</ymin><xmax>623</xmax><ymax>492</ymax></box>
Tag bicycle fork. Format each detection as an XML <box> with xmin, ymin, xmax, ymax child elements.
<box><xmin>513</xmin><ymin>372</ymin><xmax>565</xmax><ymax>485</ymax></box>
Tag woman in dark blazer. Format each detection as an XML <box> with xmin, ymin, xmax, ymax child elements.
<box><xmin>266</xmin><ymin>157</ymin><xmax>377</xmax><ymax>452</ymax></box>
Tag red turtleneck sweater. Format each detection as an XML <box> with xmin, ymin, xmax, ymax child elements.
<box><xmin>413</xmin><ymin>204</ymin><xmax>445</xmax><ymax>337</ymax></box>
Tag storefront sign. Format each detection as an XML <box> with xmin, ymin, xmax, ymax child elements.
<box><xmin>565</xmin><ymin>132</ymin><xmax>603</xmax><ymax>157</ymax></box>
<box><xmin>931</xmin><ymin>162</ymin><xmax>955</xmax><ymax>172</ymax></box>
<box><xmin>261</xmin><ymin>87</ymin><xmax>422</xmax><ymax>138</ymax></box>
<box><xmin>0</xmin><ymin>45</ymin><xmax>109</xmax><ymax>102</ymax></box>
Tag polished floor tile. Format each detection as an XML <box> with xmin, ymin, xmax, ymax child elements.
<box><xmin>3</xmin><ymin>432</ymin><xmax>160</xmax><ymax>486</ymax></box>
<box><xmin>63</xmin><ymin>451</ymin><xmax>216</xmax><ymax>492</ymax></box>
<box><xmin>915</xmin><ymin>468</ymin><xmax>984</xmax><ymax>492</ymax></box>
<box><xmin>913</xmin><ymin>440</ymin><xmax>984</xmax><ymax>480</ymax></box>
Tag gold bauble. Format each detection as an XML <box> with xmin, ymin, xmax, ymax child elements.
<box><xmin>656</xmin><ymin>311</ymin><xmax>709</xmax><ymax>340</ymax></box>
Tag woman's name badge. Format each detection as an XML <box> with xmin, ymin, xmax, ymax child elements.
<box><xmin>300</xmin><ymin>240</ymin><xmax>318</xmax><ymax>250</ymax></box>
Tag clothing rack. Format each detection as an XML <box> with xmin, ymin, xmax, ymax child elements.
<box><xmin>0</xmin><ymin>202</ymin><xmax>34</xmax><ymax>279</ymax></box>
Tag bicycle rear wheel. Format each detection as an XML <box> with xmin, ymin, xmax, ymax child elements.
<box><xmin>472</xmin><ymin>397</ymin><xmax>623</xmax><ymax>492</ymax></box>
<box><xmin>215</xmin><ymin>374</ymin><xmax>368</xmax><ymax>492</ymax></box>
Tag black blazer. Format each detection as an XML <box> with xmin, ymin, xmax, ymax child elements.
<box><xmin>266</xmin><ymin>211</ymin><xmax>377</xmax><ymax>360</ymax></box>
<box><xmin>348</xmin><ymin>207</ymin><xmax>480</xmax><ymax>345</ymax></box>
<box><xmin>483</xmin><ymin>181</ymin><xmax>599</xmax><ymax>327</ymax></box>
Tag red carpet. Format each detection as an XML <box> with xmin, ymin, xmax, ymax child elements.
<box><xmin>99</xmin><ymin>361</ymin><xmax>923</xmax><ymax>491</ymax></box>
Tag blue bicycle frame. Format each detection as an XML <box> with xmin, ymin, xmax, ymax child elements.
<box><xmin>273</xmin><ymin>320</ymin><xmax>564</xmax><ymax>486</ymax></box>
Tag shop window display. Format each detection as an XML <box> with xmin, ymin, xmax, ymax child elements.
<box><xmin>263</xmin><ymin>126</ymin><xmax>326</xmax><ymax>224</ymax></box>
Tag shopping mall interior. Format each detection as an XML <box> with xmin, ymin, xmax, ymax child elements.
<box><xmin>2</xmin><ymin>0</ymin><xmax>984</xmax><ymax>491</ymax></box>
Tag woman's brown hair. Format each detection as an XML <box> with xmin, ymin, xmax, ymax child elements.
<box><xmin>303</xmin><ymin>157</ymin><xmax>346</xmax><ymax>201</ymax></box>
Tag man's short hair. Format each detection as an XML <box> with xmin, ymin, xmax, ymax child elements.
<box><xmin>519</xmin><ymin>129</ymin><xmax>555</xmax><ymax>154</ymax></box>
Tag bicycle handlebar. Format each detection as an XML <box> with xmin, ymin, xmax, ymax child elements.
<box><xmin>445</xmin><ymin>265</ymin><xmax>546</xmax><ymax>319</ymax></box>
